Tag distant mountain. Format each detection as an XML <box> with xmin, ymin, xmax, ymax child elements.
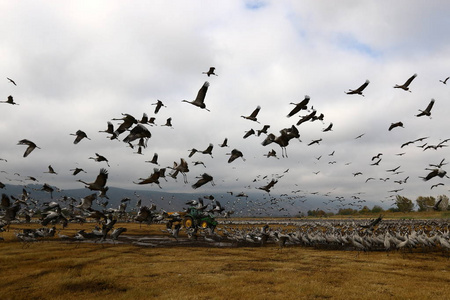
<box><xmin>0</xmin><ymin>183</ymin><xmax>318</xmax><ymax>217</ymax></box>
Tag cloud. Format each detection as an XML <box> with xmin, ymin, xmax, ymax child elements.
<box><xmin>1</xmin><ymin>1</ymin><xmax>450</xmax><ymax>215</ymax></box>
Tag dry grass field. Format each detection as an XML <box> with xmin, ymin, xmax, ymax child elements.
<box><xmin>0</xmin><ymin>219</ymin><xmax>449</xmax><ymax>300</ymax></box>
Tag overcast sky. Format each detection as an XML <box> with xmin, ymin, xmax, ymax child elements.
<box><xmin>1</xmin><ymin>1</ymin><xmax>450</xmax><ymax>212</ymax></box>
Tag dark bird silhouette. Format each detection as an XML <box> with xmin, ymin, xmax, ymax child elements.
<box><xmin>152</xmin><ymin>100</ymin><xmax>166</xmax><ymax>114</ymax></box>
<box><xmin>308</xmin><ymin>138</ymin><xmax>322</xmax><ymax>146</ymax></box>
<box><xmin>7</xmin><ymin>78</ymin><xmax>16</xmax><ymax>85</ymax></box>
<box><xmin>192</xmin><ymin>173</ymin><xmax>215</xmax><ymax>189</ymax></box>
<box><xmin>226</xmin><ymin>149</ymin><xmax>245</xmax><ymax>163</ymax></box>
<box><xmin>345</xmin><ymin>80</ymin><xmax>369</xmax><ymax>96</ymax></box>
<box><xmin>218</xmin><ymin>138</ymin><xmax>229</xmax><ymax>147</ymax></box>
<box><xmin>322</xmin><ymin>123</ymin><xmax>333</xmax><ymax>132</ymax></box>
<box><xmin>389</xmin><ymin>122</ymin><xmax>404</xmax><ymax>131</ymax></box>
<box><xmin>1</xmin><ymin>95</ymin><xmax>19</xmax><ymax>105</ymax></box>
<box><xmin>202</xmin><ymin>67</ymin><xmax>217</xmax><ymax>77</ymax></box>
<box><xmin>241</xmin><ymin>106</ymin><xmax>261</xmax><ymax>123</ymax></box>
<box><xmin>257</xmin><ymin>125</ymin><xmax>270</xmax><ymax>136</ymax></box>
<box><xmin>257</xmin><ymin>179</ymin><xmax>278</xmax><ymax>193</ymax></box>
<box><xmin>123</xmin><ymin>124</ymin><xmax>151</xmax><ymax>144</ymax></box>
<box><xmin>70</xmin><ymin>130</ymin><xmax>90</xmax><ymax>144</ymax></box>
<box><xmin>439</xmin><ymin>77</ymin><xmax>449</xmax><ymax>84</ymax></box>
<box><xmin>296</xmin><ymin>110</ymin><xmax>316</xmax><ymax>126</ymax></box>
<box><xmin>40</xmin><ymin>183</ymin><xmax>55</xmax><ymax>198</ymax></box>
<box><xmin>145</xmin><ymin>153</ymin><xmax>159</xmax><ymax>165</ymax></box>
<box><xmin>243</xmin><ymin>129</ymin><xmax>256</xmax><ymax>139</ymax></box>
<box><xmin>394</xmin><ymin>73</ymin><xmax>417</xmax><ymax>92</ymax></box>
<box><xmin>168</xmin><ymin>158</ymin><xmax>190</xmax><ymax>183</ymax></box>
<box><xmin>372</xmin><ymin>153</ymin><xmax>383</xmax><ymax>161</ymax></box>
<box><xmin>78</xmin><ymin>168</ymin><xmax>108</xmax><ymax>192</ymax></box>
<box><xmin>162</xmin><ymin>117</ymin><xmax>173</xmax><ymax>128</ymax></box>
<box><xmin>17</xmin><ymin>139</ymin><xmax>40</xmax><ymax>157</ymax></box>
<box><xmin>287</xmin><ymin>95</ymin><xmax>310</xmax><ymax>118</ymax></box>
<box><xmin>99</xmin><ymin>121</ymin><xmax>114</xmax><ymax>135</ymax></box>
<box><xmin>421</xmin><ymin>168</ymin><xmax>448</xmax><ymax>181</ymax></box>
<box><xmin>70</xmin><ymin>168</ymin><xmax>86</xmax><ymax>176</ymax></box>
<box><xmin>182</xmin><ymin>81</ymin><xmax>210</xmax><ymax>111</ymax></box>
<box><xmin>416</xmin><ymin>99</ymin><xmax>435</xmax><ymax>117</ymax></box>
<box><xmin>430</xmin><ymin>183</ymin><xmax>444</xmax><ymax>189</ymax></box>
<box><xmin>44</xmin><ymin>165</ymin><xmax>58</xmax><ymax>175</ymax></box>
<box><xmin>134</xmin><ymin>168</ymin><xmax>162</xmax><ymax>188</ymax></box>
<box><xmin>89</xmin><ymin>153</ymin><xmax>110</xmax><ymax>167</ymax></box>
<box><xmin>261</xmin><ymin>125</ymin><xmax>300</xmax><ymax>158</ymax></box>
<box><xmin>111</xmin><ymin>113</ymin><xmax>137</xmax><ymax>139</ymax></box>
<box><xmin>76</xmin><ymin>193</ymin><xmax>97</xmax><ymax>210</ymax></box>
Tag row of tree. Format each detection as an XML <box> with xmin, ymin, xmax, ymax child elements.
<box><xmin>305</xmin><ymin>195</ymin><xmax>449</xmax><ymax>217</ymax></box>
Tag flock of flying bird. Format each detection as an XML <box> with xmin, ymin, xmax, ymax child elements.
<box><xmin>1</xmin><ymin>67</ymin><xmax>450</xmax><ymax>228</ymax></box>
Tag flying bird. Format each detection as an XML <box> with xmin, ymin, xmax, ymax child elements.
<box><xmin>241</xmin><ymin>106</ymin><xmax>261</xmax><ymax>123</ymax></box>
<box><xmin>322</xmin><ymin>123</ymin><xmax>333</xmax><ymax>132</ymax></box>
<box><xmin>287</xmin><ymin>95</ymin><xmax>310</xmax><ymax>118</ymax></box>
<box><xmin>44</xmin><ymin>165</ymin><xmax>58</xmax><ymax>175</ymax></box>
<box><xmin>78</xmin><ymin>168</ymin><xmax>108</xmax><ymax>194</ymax></box>
<box><xmin>17</xmin><ymin>139</ymin><xmax>40</xmax><ymax>157</ymax></box>
<box><xmin>218</xmin><ymin>138</ymin><xmax>229</xmax><ymax>147</ymax></box>
<box><xmin>394</xmin><ymin>73</ymin><xmax>417</xmax><ymax>92</ymax></box>
<box><xmin>416</xmin><ymin>99</ymin><xmax>435</xmax><ymax>117</ymax></box>
<box><xmin>202</xmin><ymin>67</ymin><xmax>217</xmax><ymax>77</ymax></box>
<box><xmin>192</xmin><ymin>173</ymin><xmax>215</xmax><ymax>189</ymax></box>
<box><xmin>389</xmin><ymin>122</ymin><xmax>404</xmax><ymax>131</ymax></box>
<box><xmin>89</xmin><ymin>153</ymin><xmax>110</xmax><ymax>167</ymax></box>
<box><xmin>439</xmin><ymin>77</ymin><xmax>449</xmax><ymax>84</ymax></box>
<box><xmin>226</xmin><ymin>149</ymin><xmax>245</xmax><ymax>163</ymax></box>
<box><xmin>70</xmin><ymin>168</ymin><xmax>86</xmax><ymax>176</ymax></box>
<box><xmin>182</xmin><ymin>81</ymin><xmax>210</xmax><ymax>111</ymax></box>
<box><xmin>99</xmin><ymin>121</ymin><xmax>114</xmax><ymax>135</ymax></box>
<box><xmin>257</xmin><ymin>179</ymin><xmax>278</xmax><ymax>193</ymax></box>
<box><xmin>1</xmin><ymin>95</ymin><xmax>19</xmax><ymax>105</ymax></box>
<box><xmin>151</xmin><ymin>100</ymin><xmax>166</xmax><ymax>114</ymax></box>
<box><xmin>7</xmin><ymin>77</ymin><xmax>16</xmax><ymax>85</ymax></box>
<box><xmin>345</xmin><ymin>80</ymin><xmax>370</xmax><ymax>96</ymax></box>
<box><xmin>134</xmin><ymin>168</ymin><xmax>162</xmax><ymax>188</ymax></box>
<box><xmin>70</xmin><ymin>130</ymin><xmax>90</xmax><ymax>144</ymax></box>
<box><xmin>145</xmin><ymin>153</ymin><xmax>159</xmax><ymax>165</ymax></box>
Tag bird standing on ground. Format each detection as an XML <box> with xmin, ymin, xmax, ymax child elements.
<box><xmin>182</xmin><ymin>81</ymin><xmax>210</xmax><ymax>111</ymax></box>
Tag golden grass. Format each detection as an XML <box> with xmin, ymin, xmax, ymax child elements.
<box><xmin>0</xmin><ymin>222</ymin><xmax>449</xmax><ymax>300</ymax></box>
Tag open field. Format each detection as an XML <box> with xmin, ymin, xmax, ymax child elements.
<box><xmin>0</xmin><ymin>218</ymin><xmax>449</xmax><ymax>300</ymax></box>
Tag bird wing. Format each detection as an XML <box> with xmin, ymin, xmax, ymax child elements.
<box><xmin>194</xmin><ymin>81</ymin><xmax>209</xmax><ymax>104</ymax></box>
<box><xmin>94</xmin><ymin>168</ymin><xmax>108</xmax><ymax>188</ymax></box>
<box><xmin>249</xmin><ymin>106</ymin><xmax>261</xmax><ymax>118</ymax></box>
<box><xmin>403</xmin><ymin>73</ymin><xmax>417</xmax><ymax>87</ymax></box>
<box><xmin>425</xmin><ymin>99</ymin><xmax>435</xmax><ymax>112</ymax></box>
<box><xmin>356</xmin><ymin>80</ymin><xmax>370</xmax><ymax>92</ymax></box>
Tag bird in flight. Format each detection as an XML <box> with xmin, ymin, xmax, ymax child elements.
<box><xmin>416</xmin><ymin>99</ymin><xmax>435</xmax><ymax>118</ymax></box>
<box><xmin>345</xmin><ymin>80</ymin><xmax>370</xmax><ymax>96</ymax></box>
<box><xmin>89</xmin><ymin>153</ymin><xmax>110</xmax><ymax>167</ymax></box>
<box><xmin>287</xmin><ymin>95</ymin><xmax>310</xmax><ymax>118</ymax></box>
<box><xmin>1</xmin><ymin>95</ymin><xmax>19</xmax><ymax>105</ymax></box>
<box><xmin>182</xmin><ymin>81</ymin><xmax>210</xmax><ymax>111</ymax></box>
<box><xmin>151</xmin><ymin>100</ymin><xmax>166</xmax><ymax>114</ymax></box>
<box><xmin>17</xmin><ymin>139</ymin><xmax>40</xmax><ymax>157</ymax></box>
<box><xmin>394</xmin><ymin>73</ymin><xmax>417</xmax><ymax>92</ymax></box>
<box><xmin>241</xmin><ymin>106</ymin><xmax>261</xmax><ymax>123</ymax></box>
<box><xmin>202</xmin><ymin>67</ymin><xmax>218</xmax><ymax>77</ymax></box>
<box><xmin>7</xmin><ymin>78</ymin><xmax>16</xmax><ymax>85</ymax></box>
<box><xmin>70</xmin><ymin>130</ymin><xmax>91</xmax><ymax>144</ymax></box>
<box><xmin>439</xmin><ymin>76</ymin><xmax>449</xmax><ymax>84</ymax></box>
<box><xmin>389</xmin><ymin>122</ymin><xmax>404</xmax><ymax>131</ymax></box>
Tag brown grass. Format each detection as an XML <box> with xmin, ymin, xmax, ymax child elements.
<box><xmin>0</xmin><ymin>221</ymin><xmax>449</xmax><ymax>300</ymax></box>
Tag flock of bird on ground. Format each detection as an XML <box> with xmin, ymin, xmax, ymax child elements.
<box><xmin>1</xmin><ymin>67</ymin><xmax>450</xmax><ymax>248</ymax></box>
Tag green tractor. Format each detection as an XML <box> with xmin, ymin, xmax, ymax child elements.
<box><xmin>182</xmin><ymin>207</ymin><xmax>217</xmax><ymax>230</ymax></box>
